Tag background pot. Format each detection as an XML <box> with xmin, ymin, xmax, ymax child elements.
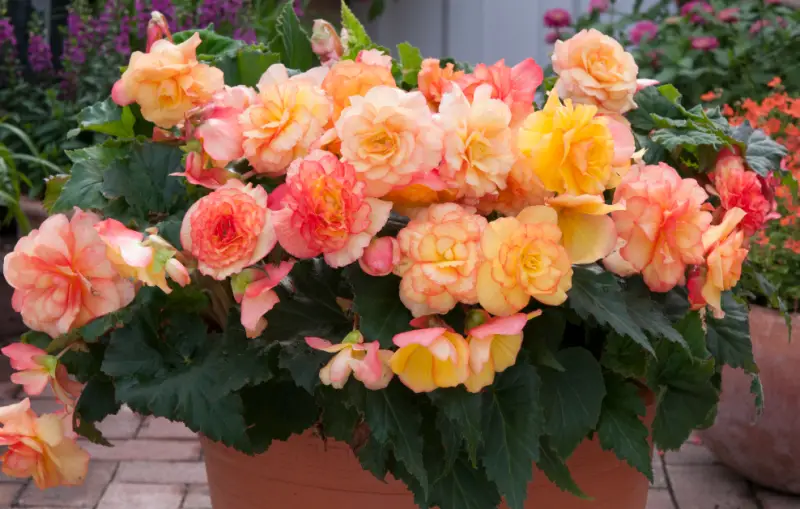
<box><xmin>201</xmin><ymin>393</ymin><xmax>654</xmax><ymax>509</ymax></box>
<box><xmin>700</xmin><ymin>305</ymin><xmax>800</xmax><ymax>494</ymax></box>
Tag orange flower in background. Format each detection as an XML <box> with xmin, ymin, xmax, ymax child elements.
<box><xmin>768</xmin><ymin>76</ymin><xmax>782</xmax><ymax>89</ymax></box>
<box><xmin>240</xmin><ymin>64</ymin><xmax>331</xmax><ymax>176</ymax></box>
<box><xmin>552</xmin><ymin>29</ymin><xmax>639</xmax><ymax>115</ymax></box>
<box><xmin>389</xmin><ymin>328</ymin><xmax>470</xmax><ymax>393</ymax></box>
<box><xmin>180</xmin><ymin>180</ymin><xmax>276</xmax><ymax>280</ymax></box>
<box><xmin>477</xmin><ymin>205</ymin><xmax>572</xmax><ymax>316</ymax></box>
<box><xmin>112</xmin><ymin>33</ymin><xmax>224</xmax><ymax>128</ymax></box>
<box><xmin>417</xmin><ymin>58</ymin><xmax>464</xmax><ymax>110</ymax></box>
<box><xmin>700</xmin><ymin>90</ymin><xmax>719</xmax><ymax>102</ymax></box>
<box><xmin>395</xmin><ymin>203</ymin><xmax>487</xmax><ymax>317</ymax></box>
<box><xmin>713</xmin><ymin>148</ymin><xmax>778</xmax><ymax>237</ymax></box>
<box><xmin>607</xmin><ymin>163</ymin><xmax>712</xmax><ymax>292</ymax></box>
<box><xmin>700</xmin><ymin>208</ymin><xmax>749</xmax><ymax>317</ymax></box>
<box><xmin>0</xmin><ymin>399</ymin><xmax>89</xmax><ymax>489</ymax></box>
<box><xmin>457</xmin><ymin>58</ymin><xmax>543</xmax><ymax>126</ymax></box>
<box><xmin>2</xmin><ymin>211</ymin><xmax>135</xmax><ymax>338</ymax></box>
<box><xmin>322</xmin><ymin>53</ymin><xmax>397</xmax><ymax>120</ymax></box>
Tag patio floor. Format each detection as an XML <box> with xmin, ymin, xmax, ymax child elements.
<box><xmin>1</xmin><ymin>384</ymin><xmax>799</xmax><ymax>509</ymax></box>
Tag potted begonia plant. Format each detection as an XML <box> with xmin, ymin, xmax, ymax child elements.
<box><xmin>0</xmin><ymin>3</ymin><xmax>790</xmax><ymax>509</ymax></box>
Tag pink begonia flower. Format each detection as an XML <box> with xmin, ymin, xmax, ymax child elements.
<box><xmin>389</xmin><ymin>327</ymin><xmax>470</xmax><ymax>393</ymax></box>
<box><xmin>629</xmin><ymin>20</ymin><xmax>658</xmax><ymax>45</ymax></box>
<box><xmin>717</xmin><ymin>7</ymin><xmax>739</xmax><ymax>23</ymax></box>
<box><xmin>94</xmin><ymin>219</ymin><xmax>190</xmax><ymax>294</ymax></box>
<box><xmin>1</xmin><ymin>344</ymin><xmax>82</xmax><ymax>407</ymax></box>
<box><xmin>543</xmin><ymin>8</ymin><xmax>572</xmax><ymax>28</ymax></box>
<box><xmin>457</xmin><ymin>58</ymin><xmax>544</xmax><ymax>126</ymax></box>
<box><xmin>636</xmin><ymin>79</ymin><xmax>660</xmax><ymax>91</ymax></box>
<box><xmin>359</xmin><ymin>237</ymin><xmax>400</xmax><ymax>277</ymax></box>
<box><xmin>356</xmin><ymin>49</ymin><xmax>392</xmax><ymax>69</ymax></box>
<box><xmin>464</xmin><ymin>311</ymin><xmax>540</xmax><ymax>393</ymax></box>
<box><xmin>691</xmin><ymin>36</ymin><xmax>719</xmax><ymax>51</ymax></box>
<box><xmin>193</xmin><ymin>85</ymin><xmax>258</xmax><ymax>165</ymax></box>
<box><xmin>180</xmin><ymin>180</ymin><xmax>276</xmax><ymax>280</ymax></box>
<box><xmin>0</xmin><ymin>399</ymin><xmax>89</xmax><ymax>489</ymax></box>
<box><xmin>272</xmin><ymin>150</ymin><xmax>392</xmax><ymax>268</ymax></box>
<box><xmin>606</xmin><ymin>163</ymin><xmax>713</xmax><ymax>292</ymax></box>
<box><xmin>145</xmin><ymin>11</ymin><xmax>171</xmax><ymax>52</ymax></box>
<box><xmin>171</xmin><ymin>152</ymin><xmax>237</xmax><ymax>190</ymax></box>
<box><xmin>589</xmin><ymin>0</ymin><xmax>610</xmax><ymax>13</ymax></box>
<box><xmin>306</xmin><ymin>332</ymin><xmax>393</xmax><ymax>390</ymax></box>
<box><xmin>310</xmin><ymin>19</ymin><xmax>343</xmax><ymax>66</ymax></box>
<box><xmin>417</xmin><ymin>58</ymin><xmax>464</xmax><ymax>110</ymax></box>
<box><xmin>3</xmin><ymin>211</ymin><xmax>135</xmax><ymax>338</ymax></box>
<box><xmin>231</xmin><ymin>261</ymin><xmax>295</xmax><ymax>338</ymax></box>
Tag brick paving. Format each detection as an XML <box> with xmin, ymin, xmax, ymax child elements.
<box><xmin>1</xmin><ymin>382</ymin><xmax>799</xmax><ymax>508</ymax></box>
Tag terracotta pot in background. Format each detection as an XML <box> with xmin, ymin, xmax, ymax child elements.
<box><xmin>202</xmin><ymin>393</ymin><xmax>654</xmax><ymax>509</ymax></box>
<box><xmin>700</xmin><ymin>305</ymin><xmax>800</xmax><ymax>494</ymax></box>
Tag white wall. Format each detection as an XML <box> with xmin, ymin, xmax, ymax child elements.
<box><xmin>354</xmin><ymin>0</ymin><xmax>660</xmax><ymax>67</ymax></box>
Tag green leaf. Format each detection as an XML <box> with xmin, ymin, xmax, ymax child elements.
<box><xmin>626</xmin><ymin>85</ymin><xmax>682</xmax><ymax>132</ymax></box>
<box><xmin>733</xmin><ymin>123</ymin><xmax>788</xmax><ymax>176</ymax></box>
<box><xmin>172</xmin><ymin>29</ymin><xmax>243</xmax><ymax>55</ymax></box>
<box><xmin>537</xmin><ymin>436</ymin><xmax>589</xmax><ymax>499</ymax></box>
<box><xmin>101</xmin><ymin>316</ymin><xmax>164</xmax><ymax>379</ymax></box>
<box><xmin>275</xmin><ymin>1</ymin><xmax>316</xmax><ymax>70</ymax></box>
<box><xmin>601</xmin><ymin>333</ymin><xmax>649</xmax><ymax>379</ymax></box>
<box><xmin>241</xmin><ymin>381</ymin><xmax>318</xmax><ymax>453</ymax></box>
<box><xmin>568</xmin><ymin>267</ymin><xmax>649</xmax><ymax>350</ymax></box>
<box><xmin>540</xmin><ymin>348</ymin><xmax>606</xmax><ymax>458</ymax></box>
<box><xmin>102</xmin><ymin>141</ymin><xmax>187</xmax><ymax>221</ymax></box>
<box><xmin>364</xmin><ymin>383</ymin><xmax>428</xmax><ymax>494</ymax></box>
<box><xmin>480</xmin><ymin>363</ymin><xmax>544</xmax><ymax>509</ymax></box>
<box><xmin>357</xmin><ymin>437</ymin><xmax>389</xmax><ymax>480</ymax></box>
<box><xmin>597</xmin><ymin>376</ymin><xmax>653</xmax><ymax>480</ymax></box>
<box><xmin>236</xmin><ymin>49</ymin><xmax>282</xmax><ymax>87</ymax></box>
<box><xmin>706</xmin><ymin>293</ymin><xmax>755</xmax><ymax>371</ymax></box>
<box><xmin>650</xmin><ymin>128</ymin><xmax>726</xmax><ymax>150</ymax></box>
<box><xmin>624</xmin><ymin>277</ymin><xmax>686</xmax><ymax>349</ymax></box>
<box><xmin>673</xmin><ymin>311</ymin><xmax>709</xmax><ymax>359</ymax></box>
<box><xmin>52</xmin><ymin>144</ymin><xmax>127</xmax><ymax>212</ymax></box>
<box><xmin>318</xmin><ymin>385</ymin><xmax>360</xmax><ymax>442</ymax></box>
<box><xmin>75</xmin><ymin>98</ymin><xmax>135</xmax><ymax>138</ymax></box>
<box><xmin>750</xmin><ymin>373</ymin><xmax>764</xmax><ymax>417</ymax></box>
<box><xmin>278</xmin><ymin>340</ymin><xmax>329</xmax><ymax>393</ymax></box>
<box><xmin>397</xmin><ymin>42</ymin><xmax>423</xmax><ymax>87</ymax></box>
<box><xmin>43</xmin><ymin>174</ymin><xmax>69</xmax><ymax>213</ymax></box>
<box><xmin>429</xmin><ymin>389</ymin><xmax>483</xmax><ymax>465</ymax></box>
<box><xmin>74</xmin><ymin>375</ymin><xmax>120</xmax><ymax>424</ymax></box>
<box><xmin>341</xmin><ymin>1</ymin><xmax>371</xmax><ymax>58</ymax></box>
<box><xmin>432</xmin><ymin>458</ymin><xmax>502</xmax><ymax>509</ymax></box>
<box><xmin>347</xmin><ymin>267</ymin><xmax>412</xmax><ymax>348</ymax></box>
<box><xmin>647</xmin><ymin>340</ymin><xmax>719</xmax><ymax>450</ymax></box>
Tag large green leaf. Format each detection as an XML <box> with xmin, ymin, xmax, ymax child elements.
<box><xmin>241</xmin><ymin>381</ymin><xmax>318</xmax><ymax>453</ymax></box>
<box><xmin>597</xmin><ymin>376</ymin><xmax>653</xmax><ymax>480</ymax></box>
<box><xmin>52</xmin><ymin>144</ymin><xmax>128</xmax><ymax>212</ymax></box>
<box><xmin>364</xmin><ymin>383</ymin><xmax>428</xmax><ymax>494</ymax></box>
<box><xmin>733</xmin><ymin>123</ymin><xmax>788</xmax><ymax>176</ymax></box>
<box><xmin>706</xmin><ymin>293</ymin><xmax>755</xmax><ymax>371</ymax></box>
<box><xmin>626</xmin><ymin>85</ymin><xmax>682</xmax><ymax>132</ymax></box>
<box><xmin>429</xmin><ymin>389</ymin><xmax>483</xmax><ymax>465</ymax></box>
<box><xmin>601</xmin><ymin>333</ymin><xmax>649</xmax><ymax>380</ymax></box>
<box><xmin>480</xmin><ymin>363</ymin><xmax>544</xmax><ymax>509</ymax></box>
<box><xmin>347</xmin><ymin>267</ymin><xmax>412</xmax><ymax>348</ymax></box>
<box><xmin>274</xmin><ymin>1</ymin><xmax>315</xmax><ymax>70</ymax></box>
<box><xmin>432</xmin><ymin>458</ymin><xmax>502</xmax><ymax>509</ymax></box>
<box><xmin>540</xmin><ymin>348</ymin><xmax>606</xmax><ymax>458</ymax></box>
<box><xmin>318</xmin><ymin>385</ymin><xmax>361</xmax><ymax>442</ymax></box>
<box><xmin>673</xmin><ymin>311</ymin><xmax>709</xmax><ymax>360</ymax></box>
<box><xmin>568</xmin><ymin>267</ymin><xmax>650</xmax><ymax>352</ymax></box>
<box><xmin>74</xmin><ymin>98</ymin><xmax>135</xmax><ymax>138</ymax></box>
<box><xmin>341</xmin><ymin>1</ymin><xmax>372</xmax><ymax>58</ymax></box>
<box><xmin>536</xmin><ymin>436</ymin><xmax>588</xmax><ymax>499</ymax></box>
<box><xmin>73</xmin><ymin>375</ymin><xmax>120</xmax><ymax>446</ymax></box>
<box><xmin>172</xmin><ymin>29</ymin><xmax>244</xmax><ymax>55</ymax></box>
<box><xmin>624</xmin><ymin>277</ymin><xmax>686</xmax><ymax>349</ymax></box>
<box><xmin>397</xmin><ymin>42</ymin><xmax>423</xmax><ymax>87</ymax></box>
<box><xmin>278</xmin><ymin>340</ymin><xmax>329</xmax><ymax>393</ymax></box>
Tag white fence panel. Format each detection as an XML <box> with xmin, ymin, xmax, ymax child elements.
<box><xmin>357</xmin><ymin>0</ymin><xmax>660</xmax><ymax>67</ymax></box>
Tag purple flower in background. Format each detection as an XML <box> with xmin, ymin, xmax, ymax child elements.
<box><xmin>717</xmin><ymin>7</ymin><xmax>739</xmax><ymax>23</ymax></box>
<box><xmin>294</xmin><ymin>0</ymin><xmax>304</xmax><ymax>17</ymax></box>
<box><xmin>27</xmin><ymin>33</ymin><xmax>53</xmax><ymax>73</ymax></box>
<box><xmin>543</xmin><ymin>8</ymin><xmax>571</xmax><ymax>28</ymax></box>
<box><xmin>151</xmin><ymin>0</ymin><xmax>177</xmax><ymax>31</ymax></box>
<box><xmin>691</xmin><ymin>36</ymin><xmax>719</xmax><ymax>50</ymax></box>
<box><xmin>234</xmin><ymin>27</ymin><xmax>257</xmax><ymax>44</ymax></box>
<box><xmin>589</xmin><ymin>0</ymin><xmax>609</xmax><ymax>14</ymax></box>
<box><xmin>681</xmin><ymin>1</ymin><xmax>713</xmax><ymax>23</ymax></box>
<box><xmin>629</xmin><ymin>20</ymin><xmax>658</xmax><ymax>45</ymax></box>
<box><xmin>545</xmin><ymin>30</ymin><xmax>560</xmax><ymax>44</ymax></box>
<box><xmin>0</xmin><ymin>18</ymin><xmax>16</xmax><ymax>46</ymax></box>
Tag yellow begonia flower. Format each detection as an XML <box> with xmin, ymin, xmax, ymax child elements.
<box><xmin>547</xmin><ymin>194</ymin><xmax>624</xmax><ymax>265</ymax></box>
<box><xmin>389</xmin><ymin>327</ymin><xmax>470</xmax><ymax>393</ymax></box>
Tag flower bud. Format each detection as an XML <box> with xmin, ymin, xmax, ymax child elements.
<box><xmin>359</xmin><ymin>237</ymin><xmax>400</xmax><ymax>277</ymax></box>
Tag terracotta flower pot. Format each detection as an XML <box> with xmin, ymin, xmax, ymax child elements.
<box><xmin>201</xmin><ymin>394</ymin><xmax>655</xmax><ymax>509</ymax></box>
<box><xmin>700</xmin><ymin>305</ymin><xmax>800</xmax><ymax>494</ymax></box>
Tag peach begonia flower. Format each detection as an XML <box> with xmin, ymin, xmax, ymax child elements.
<box><xmin>193</xmin><ymin>85</ymin><xmax>259</xmax><ymax>165</ymax></box>
<box><xmin>552</xmin><ymin>29</ymin><xmax>639</xmax><ymax>115</ymax></box>
<box><xmin>171</xmin><ymin>151</ymin><xmax>237</xmax><ymax>190</ymax></box>
<box><xmin>437</xmin><ymin>84</ymin><xmax>515</xmax><ymax>199</ymax></box>
<box><xmin>356</xmin><ymin>49</ymin><xmax>392</xmax><ymax>69</ymax></box>
<box><xmin>417</xmin><ymin>58</ymin><xmax>464</xmax><ymax>110</ymax></box>
<box><xmin>457</xmin><ymin>58</ymin><xmax>543</xmax><ymax>126</ymax></box>
<box><xmin>271</xmin><ymin>150</ymin><xmax>392</xmax><ymax>268</ymax></box>
<box><xmin>389</xmin><ymin>327</ymin><xmax>470</xmax><ymax>393</ymax></box>
<box><xmin>464</xmin><ymin>311</ymin><xmax>540</xmax><ymax>393</ymax></box>
<box><xmin>322</xmin><ymin>55</ymin><xmax>397</xmax><ymax>120</ymax></box>
<box><xmin>359</xmin><ymin>237</ymin><xmax>400</xmax><ymax>277</ymax></box>
<box><xmin>606</xmin><ymin>163</ymin><xmax>712</xmax><ymax>292</ymax></box>
<box><xmin>306</xmin><ymin>332</ymin><xmax>393</xmax><ymax>390</ymax></box>
<box><xmin>239</xmin><ymin>64</ymin><xmax>331</xmax><ymax>176</ymax></box>
<box><xmin>489</xmin><ymin>158</ymin><xmax>554</xmax><ymax>217</ymax></box>
<box><xmin>3</xmin><ymin>211</ymin><xmax>135</xmax><ymax>338</ymax></box>
<box><xmin>180</xmin><ymin>180</ymin><xmax>276</xmax><ymax>280</ymax></box>
<box><xmin>382</xmin><ymin>171</ymin><xmax>460</xmax><ymax>218</ymax></box>
<box><xmin>112</xmin><ymin>33</ymin><xmax>225</xmax><ymax>128</ymax></box>
<box><xmin>547</xmin><ymin>194</ymin><xmax>623</xmax><ymax>264</ymax></box>
<box><xmin>713</xmin><ymin>148</ymin><xmax>778</xmax><ymax>237</ymax></box>
<box><xmin>310</xmin><ymin>19</ymin><xmax>344</xmax><ymax>66</ymax></box>
<box><xmin>94</xmin><ymin>219</ymin><xmax>189</xmax><ymax>294</ymax></box>
<box><xmin>1</xmin><ymin>344</ymin><xmax>82</xmax><ymax>407</ymax></box>
<box><xmin>477</xmin><ymin>206</ymin><xmax>573</xmax><ymax>316</ymax></box>
<box><xmin>0</xmin><ymin>399</ymin><xmax>89</xmax><ymax>489</ymax></box>
<box><xmin>517</xmin><ymin>91</ymin><xmax>616</xmax><ymax>196</ymax></box>
<box><xmin>231</xmin><ymin>261</ymin><xmax>295</xmax><ymax>338</ymax></box>
<box><xmin>698</xmin><ymin>207</ymin><xmax>749</xmax><ymax>318</ymax></box>
<box><xmin>395</xmin><ymin>203</ymin><xmax>488</xmax><ymax>317</ymax></box>
<box><xmin>336</xmin><ymin>86</ymin><xmax>443</xmax><ymax>197</ymax></box>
